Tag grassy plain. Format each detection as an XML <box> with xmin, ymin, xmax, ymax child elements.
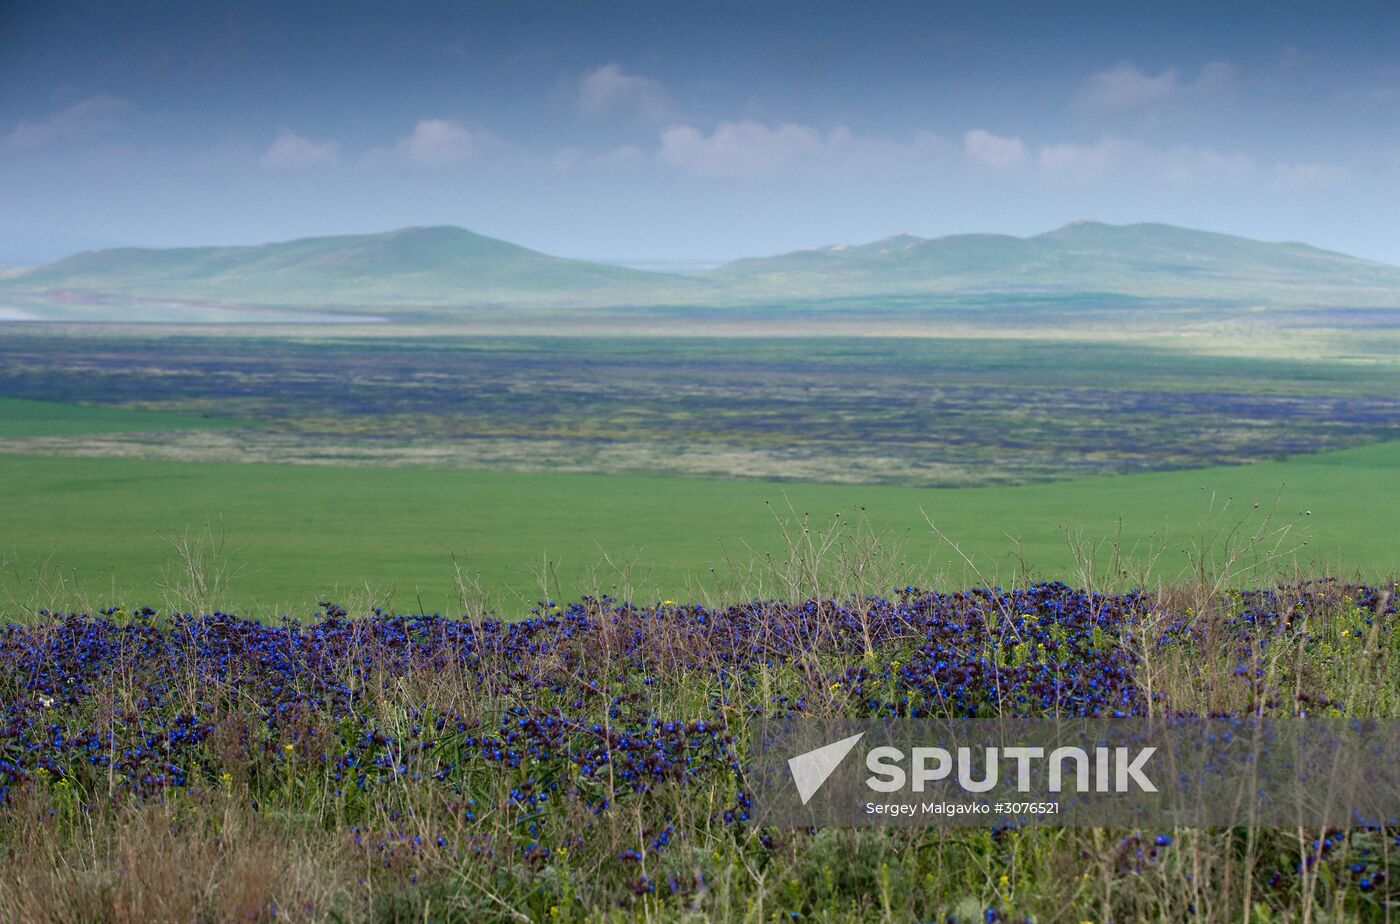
<box><xmin>4</xmin><ymin>332</ymin><xmax>1400</xmax><ymax>485</ymax></box>
<box><xmin>2</xmin><ymin>438</ymin><xmax>1396</xmax><ymax>615</ymax></box>
<box><xmin>0</xmin><ymin>396</ymin><xmax>243</xmax><ymax>437</ymax></box>
<box><xmin>3</xmin><ymin>328</ymin><xmax>1399</xmax><ymax>613</ymax></box>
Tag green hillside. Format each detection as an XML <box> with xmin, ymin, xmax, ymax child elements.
<box><xmin>707</xmin><ymin>221</ymin><xmax>1400</xmax><ymax>303</ymax></box>
<box><xmin>6</xmin><ymin>221</ymin><xmax>1400</xmax><ymax>323</ymax></box>
<box><xmin>0</xmin><ymin>226</ymin><xmax>700</xmax><ymax>317</ymax></box>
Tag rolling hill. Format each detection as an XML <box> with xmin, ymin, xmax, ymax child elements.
<box><xmin>0</xmin><ymin>226</ymin><xmax>701</xmax><ymax>321</ymax></box>
<box><xmin>4</xmin><ymin>221</ymin><xmax>1400</xmax><ymax>323</ymax></box>
<box><xmin>707</xmin><ymin>221</ymin><xmax>1400</xmax><ymax>303</ymax></box>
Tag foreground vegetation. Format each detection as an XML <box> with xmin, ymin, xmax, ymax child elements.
<box><xmin>1</xmin><ymin>560</ymin><xmax>1396</xmax><ymax>922</ymax></box>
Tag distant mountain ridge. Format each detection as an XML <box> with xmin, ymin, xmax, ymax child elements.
<box><xmin>5</xmin><ymin>226</ymin><xmax>687</xmax><ymax>307</ymax></box>
<box><xmin>4</xmin><ymin>221</ymin><xmax>1400</xmax><ymax>322</ymax></box>
<box><xmin>710</xmin><ymin>221</ymin><xmax>1400</xmax><ymax>299</ymax></box>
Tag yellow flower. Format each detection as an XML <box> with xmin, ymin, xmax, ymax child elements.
<box><xmin>999</xmin><ymin>873</ymin><xmax>1009</xmax><ymax>888</ymax></box>
<box><xmin>283</xmin><ymin>743</ymin><xmax>295</xmax><ymax>754</ymax></box>
<box><xmin>220</xmin><ymin>772</ymin><xmax>233</xmax><ymax>786</ymax></box>
<box><xmin>830</xmin><ymin>681</ymin><xmax>843</xmax><ymax>692</ymax></box>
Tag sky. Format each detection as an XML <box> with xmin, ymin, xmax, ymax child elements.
<box><xmin>3</xmin><ymin>0</ymin><xmax>1400</xmax><ymax>265</ymax></box>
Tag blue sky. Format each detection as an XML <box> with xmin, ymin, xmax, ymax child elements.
<box><xmin>4</xmin><ymin>0</ymin><xmax>1400</xmax><ymax>264</ymax></box>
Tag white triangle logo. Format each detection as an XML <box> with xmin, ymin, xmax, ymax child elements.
<box><xmin>788</xmin><ymin>732</ymin><xmax>865</xmax><ymax>805</ymax></box>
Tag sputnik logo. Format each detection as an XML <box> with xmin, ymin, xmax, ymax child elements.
<box><xmin>788</xmin><ymin>732</ymin><xmax>865</xmax><ymax>805</ymax></box>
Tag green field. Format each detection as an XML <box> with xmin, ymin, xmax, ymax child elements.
<box><xmin>3</xmin><ymin>439</ymin><xmax>1396</xmax><ymax>615</ymax></box>
<box><xmin>0</xmin><ymin>396</ymin><xmax>244</xmax><ymax>437</ymax></box>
